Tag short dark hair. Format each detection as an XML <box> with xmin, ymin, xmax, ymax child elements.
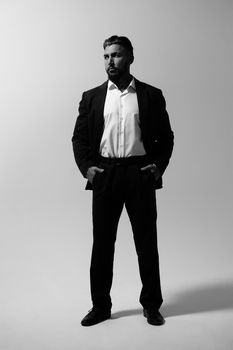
<box><xmin>103</xmin><ymin>35</ymin><xmax>134</xmax><ymax>58</ymax></box>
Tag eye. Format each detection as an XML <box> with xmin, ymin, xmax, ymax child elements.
<box><xmin>112</xmin><ymin>52</ymin><xmax>121</xmax><ymax>58</ymax></box>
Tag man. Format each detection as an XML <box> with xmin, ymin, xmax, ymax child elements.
<box><xmin>72</xmin><ymin>35</ymin><xmax>174</xmax><ymax>326</ymax></box>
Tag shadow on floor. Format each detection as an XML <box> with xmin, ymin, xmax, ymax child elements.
<box><xmin>162</xmin><ymin>280</ymin><xmax>233</xmax><ymax>317</ymax></box>
<box><xmin>112</xmin><ymin>308</ymin><xmax>142</xmax><ymax>319</ymax></box>
<box><xmin>112</xmin><ymin>280</ymin><xmax>233</xmax><ymax>319</ymax></box>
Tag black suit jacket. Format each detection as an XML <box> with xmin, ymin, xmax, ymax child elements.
<box><xmin>72</xmin><ymin>78</ymin><xmax>174</xmax><ymax>190</ymax></box>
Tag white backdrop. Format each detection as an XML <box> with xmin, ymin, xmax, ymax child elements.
<box><xmin>1</xmin><ymin>1</ymin><xmax>233</xmax><ymax>349</ymax></box>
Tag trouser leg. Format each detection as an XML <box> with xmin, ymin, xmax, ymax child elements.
<box><xmin>125</xmin><ymin>165</ymin><xmax>163</xmax><ymax>309</ymax></box>
<box><xmin>90</xmin><ymin>165</ymin><xmax>124</xmax><ymax>309</ymax></box>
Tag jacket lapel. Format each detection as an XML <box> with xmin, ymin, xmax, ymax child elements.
<box><xmin>95</xmin><ymin>78</ymin><xmax>148</xmax><ymax>124</ymax></box>
<box><xmin>135</xmin><ymin>78</ymin><xmax>149</xmax><ymax>138</ymax></box>
<box><xmin>94</xmin><ymin>81</ymin><xmax>108</xmax><ymax>141</ymax></box>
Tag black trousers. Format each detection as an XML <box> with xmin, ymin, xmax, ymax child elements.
<box><xmin>90</xmin><ymin>156</ymin><xmax>163</xmax><ymax>310</ymax></box>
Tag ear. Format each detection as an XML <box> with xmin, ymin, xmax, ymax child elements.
<box><xmin>129</xmin><ymin>55</ymin><xmax>134</xmax><ymax>64</ymax></box>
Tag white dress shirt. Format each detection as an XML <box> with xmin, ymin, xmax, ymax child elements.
<box><xmin>100</xmin><ymin>78</ymin><xmax>146</xmax><ymax>158</ymax></box>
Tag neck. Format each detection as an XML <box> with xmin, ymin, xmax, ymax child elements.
<box><xmin>110</xmin><ymin>73</ymin><xmax>132</xmax><ymax>91</ymax></box>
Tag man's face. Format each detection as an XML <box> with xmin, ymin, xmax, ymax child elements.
<box><xmin>104</xmin><ymin>44</ymin><xmax>132</xmax><ymax>80</ymax></box>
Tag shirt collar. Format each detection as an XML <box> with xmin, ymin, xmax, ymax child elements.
<box><xmin>108</xmin><ymin>77</ymin><xmax>136</xmax><ymax>92</ymax></box>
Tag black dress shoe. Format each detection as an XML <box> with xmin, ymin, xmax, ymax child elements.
<box><xmin>81</xmin><ymin>307</ymin><xmax>111</xmax><ymax>326</ymax></box>
<box><xmin>143</xmin><ymin>309</ymin><xmax>165</xmax><ymax>326</ymax></box>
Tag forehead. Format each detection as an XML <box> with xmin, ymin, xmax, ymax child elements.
<box><xmin>104</xmin><ymin>44</ymin><xmax>127</xmax><ymax>55</ymax></box>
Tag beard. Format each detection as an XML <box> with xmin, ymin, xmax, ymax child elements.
<box><xmin>107</xmin><ymin>67</ymin><xmax>124</xmax><ymax>83</ymax></box>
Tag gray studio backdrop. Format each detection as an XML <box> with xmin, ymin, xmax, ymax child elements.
<box><xmin>1</xmin><ymin>0</ymin><xmax>232</xmax><ymax>349</ymax></box>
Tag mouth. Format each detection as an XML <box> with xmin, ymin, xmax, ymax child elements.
<box><xmin>108</xmin><ymin>67</ymin><xmax>118</xmax><ymax>73</ymax></box>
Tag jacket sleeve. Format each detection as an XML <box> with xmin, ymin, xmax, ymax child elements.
<box><xmin>72</xmin><ymin>92</ymin><xmax>95</xmax><ymax>178</ymax></box>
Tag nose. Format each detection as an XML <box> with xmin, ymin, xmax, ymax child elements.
<box><xmin>109</xmin><ymin>57</ymin><xmax>114</xmax><ymax>66</ymax></box>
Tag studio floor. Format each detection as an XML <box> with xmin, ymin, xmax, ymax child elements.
<box><xmin>2</xmin><ymin>202</ymin><xmax>233</xmax><ymax>350</ymax></box>
<box><xmin>2</xmin><ymin>280</ymin><xmax>233</xmax><ymax>350</ymax></box>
